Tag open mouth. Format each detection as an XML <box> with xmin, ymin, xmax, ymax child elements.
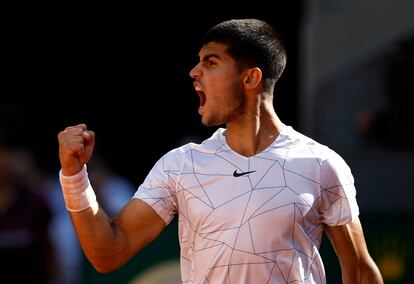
<box><xmin>194</xmin><ymin>82</ymin><xmax>206</xmax><ymax>113</ymax></box>
<box><xmin>197</xmin><ymin>90</ymin><xmax>206</xmax><ymax>108</ymax></box>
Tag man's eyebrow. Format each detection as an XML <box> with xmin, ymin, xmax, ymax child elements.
<box><xmin>197</xmin><ymin>53</ymin><xmax>222</xmax><ymax>61</ymax></box>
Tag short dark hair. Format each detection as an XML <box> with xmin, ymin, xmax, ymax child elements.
<box><xmin>201</xmin><ymin>19</ymin><xmax>286</xmax><ymax>92</ymax></box>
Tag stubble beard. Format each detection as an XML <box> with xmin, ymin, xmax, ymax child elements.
<box><xmin>201</xmin><ymin>85</ymin><xmax>244</xmax><ymax>127</ymax></box>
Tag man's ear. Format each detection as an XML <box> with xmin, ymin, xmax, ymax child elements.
<box><xmin>243</xmin><ymin>67</ymin><xmax>262</xmax><ymax>90</ymax></box>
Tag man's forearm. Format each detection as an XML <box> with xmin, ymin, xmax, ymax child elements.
<box><xmin>69</xmin><ymin>207</ymin><xmax>130</xmax><ymax>273</ymax></box>
<box><xmin>358</xmin><ymin>260</ymin><xmax>383</xmax><ymax>284</ymax></box>
<box><xmin>342</xmin><ymin>260</ymin><xmax>383</xmax><ymax>284</ymax></box>
<box><xmin>59</xmin><ymin>165</ymin><xmax>132</xmax><ymax>272</ymax></box>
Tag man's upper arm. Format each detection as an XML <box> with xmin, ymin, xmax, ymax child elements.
<box><xmin>324</xmin><ymin>217</ymin><xmax>383</xmax><ymax>283</ymax></box>
<box><xmin>114</xmin><ymin>198</ymin><xmax>166</xmax><ymax>255</ymax></box>
<box><xmin>116</xmin><ymin>152</ymin><xmax>178</xmax><ymax>257</ymax></box>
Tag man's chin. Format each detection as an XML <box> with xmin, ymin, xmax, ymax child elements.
<box><xmin>201</xmin><ymin>116</ymin><xmax>212</xmax><ymax>127</ymax></box>
<box><xmin>201</xmin><ymin>120</ymin><xmax>211</xmax><ymax>127</ymax></box>
<box><xmin>202</xmin><ymin>118</ymin><xmax>222</xmax><ymax>127</ymax></box>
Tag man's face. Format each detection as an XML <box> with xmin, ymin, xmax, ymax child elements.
<box><xmin>189</xmin><ymin>42</ymin><xmax>245</xmax><ymax>126</ymax></box>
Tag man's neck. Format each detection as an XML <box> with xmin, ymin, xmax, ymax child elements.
<box><xmin>224</xmin><ymin>98</ymin><xmax>284</xmax><ymax>157</ymax></box>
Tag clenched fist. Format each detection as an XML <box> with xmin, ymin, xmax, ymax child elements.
<box><xmin>58</xmin><ymin>124</ymin><xmax>95</xmax><ymax>176</ymax></box>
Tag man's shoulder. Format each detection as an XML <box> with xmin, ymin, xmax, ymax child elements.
<box><xmin>281</xmin><ymin>126</ymin><xmax>339</xmax><ymax>160</ymax></box>
<box><xmin>164</xmin><ymin>128</ymin><xmax>223</xmax><ymax>159</ymax></box>
<box><xmin>281</xmin><ymin>126</ymin><xmax>323</xmax><ymax>148</ymax></box>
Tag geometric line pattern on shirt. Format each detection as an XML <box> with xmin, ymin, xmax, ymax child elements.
<box><xmin>177</xmin><ymin>148</ymin><xmax>314</xmax><ymax>283</ymax></box>
<box><xmin>135</xmin><ymin>126</ymin><xmax>358</xmax><ymax>283</ymax></box>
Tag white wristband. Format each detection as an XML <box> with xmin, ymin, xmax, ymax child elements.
<box><xmin>59</xmin><ymin>165</ymin><xmax>99</xmax><ymax>212</ymax></box>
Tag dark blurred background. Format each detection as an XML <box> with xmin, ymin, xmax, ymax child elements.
<box><xmin>1</xmin><ymin>1</ymin><xmax>413</xmax><ymax>283</ymax></box>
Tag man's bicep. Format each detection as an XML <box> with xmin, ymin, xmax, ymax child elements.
<box><xmin>324</xmin><ymin>217</ymin><xmax>383</xmax><ymax>283</ymax></box>
<box><xmin>325</xmin><ymin>219</ymin><xmax>363</xmax><ymax>284</ymax></box>
<box><xmin>114</xmin><ymin>198</ymin><xmax>166</xmax><ymax>254</ymax></box>
<box><xmin>325</xmin><ymin>217</ymin><xmax>370</xmax><ymax>263</ymax></box>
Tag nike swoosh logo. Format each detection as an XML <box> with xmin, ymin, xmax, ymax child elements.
<box><xmin>233</xmin><ymin>170</ymin><xmax>256</xmax><ymax>177</ymax></box>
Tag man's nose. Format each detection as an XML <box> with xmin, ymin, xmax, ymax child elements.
<box><xmin>189</xmin><ymin>64</ymin><xmax>201</xmax><ymax>78</ymax></box>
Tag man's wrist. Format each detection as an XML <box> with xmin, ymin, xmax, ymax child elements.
<box><xmin>59</xmin><ymin>165</ymin><xmax>99</xmax><ymax>212</ymax></box>
<box><xmin>61</xmin><ymin>165</ymin><xmax>84</xmax><ymax>177</ymax></box>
